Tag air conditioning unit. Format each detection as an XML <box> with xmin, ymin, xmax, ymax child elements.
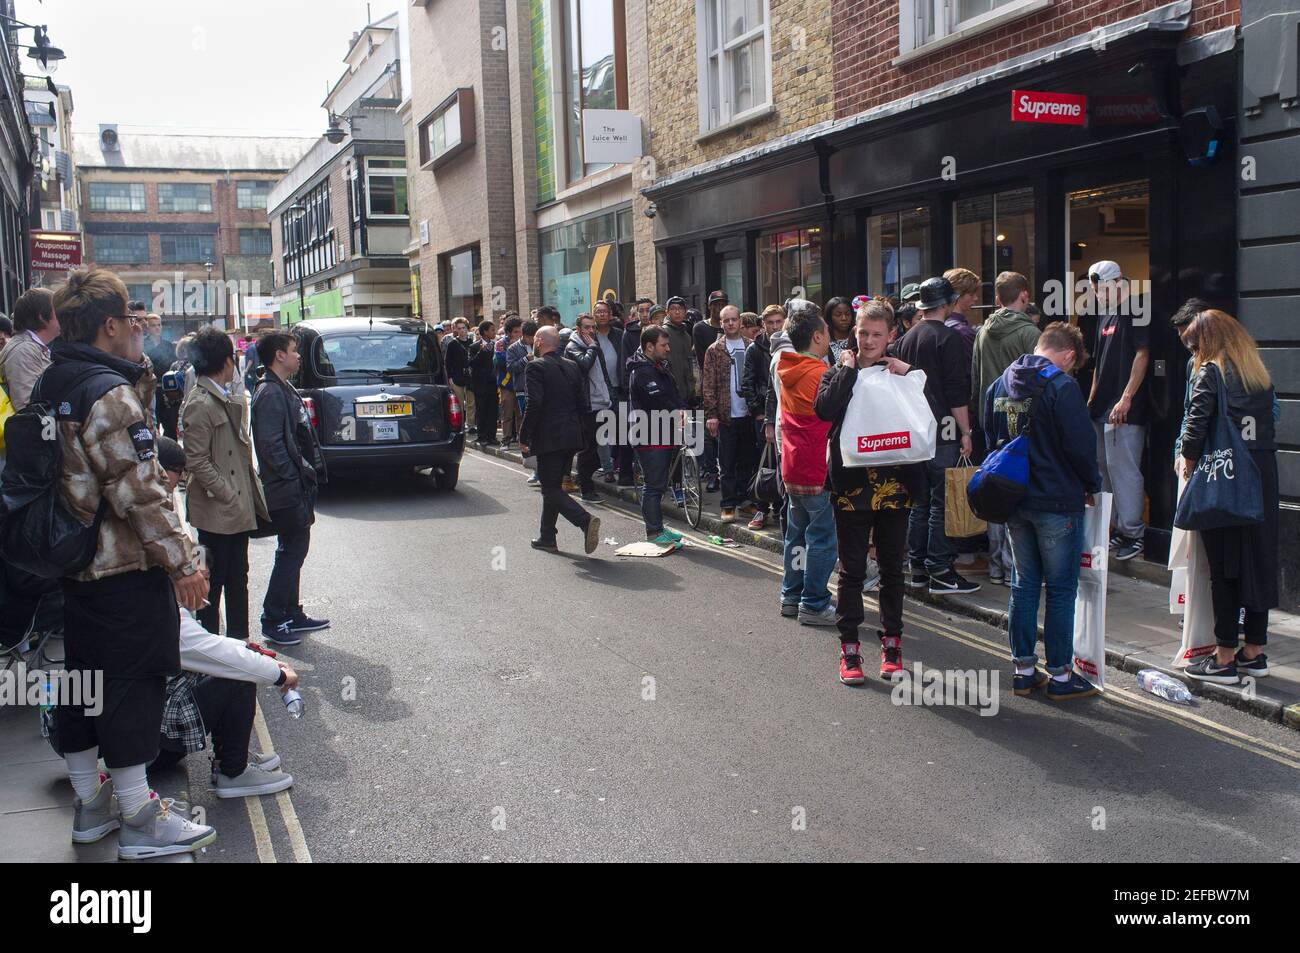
<box><xmin>98</xmin><ymin>123</ymin><xmax>120</xmax><ymax>152</ymax></box>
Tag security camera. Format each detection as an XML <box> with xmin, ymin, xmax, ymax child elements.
<box><xmin>643</xmin><ymin>202</ymin><xmax>658</xmax><ymax>219</ymax></box>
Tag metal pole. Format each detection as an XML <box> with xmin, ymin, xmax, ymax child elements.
<box><xmin>296</xmin><ymin>209</ymin><xmax>306</xmax><ymax>325</ymax></box>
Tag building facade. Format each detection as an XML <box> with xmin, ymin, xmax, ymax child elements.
<box><xmin>75</xmin><ymin>130</ymin><xmax>313</xmax><ymax>336</ymax></box>
<box><xmin>24</xmin><ymin>77</ymin><xmax>77</xmax><ymax>237</ymax></box>
<box><xmin>0</xmin><ymin>3</ymin><xmax>36</xmax><ymax>314</ymax></box>
<box><xmin>268</xmin><ymin>13</ymin><xmax>411</xmax><ymax>324</ymax></box>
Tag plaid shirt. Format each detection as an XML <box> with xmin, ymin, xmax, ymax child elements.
<box><xmin>161</xmin><ymin>673</ymin><xmax>207</xmax><ymax>753</ymax></box>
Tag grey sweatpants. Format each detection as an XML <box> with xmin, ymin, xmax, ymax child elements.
<box><xmin>1094</xmin><ymin>420</ymin><xmax>1146</xmax><ymax>542</ymax></box>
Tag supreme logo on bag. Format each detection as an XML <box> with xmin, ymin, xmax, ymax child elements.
<box><xmin>857</xmin><ymin>431</ymin><xmax>911</xmax><ymax>454</ymax></box>
<box><xmin>1080</xmin><ymin>552</ymin><xmax>1093</xmax><ymax>569</ymax></box>
<box><xmin>1074</xmin><ymin>655</ymin><xmax>1100</xmax><ymax>678</ymax></box>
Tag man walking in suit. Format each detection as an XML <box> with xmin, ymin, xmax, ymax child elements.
<box><xmin>519</xmin><ymin>326</ymin><xmax>601</xmax><ymax>555</ymax></box>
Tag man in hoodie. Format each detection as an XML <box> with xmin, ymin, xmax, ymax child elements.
<box><xmin>628</xmin><ymin>326</ymin><xmax>687</xmax><ymax>547</ymax></box>
<box><xmin>971</xmin><ymin>271</ymin><xmax>1041</xmax><ymax>585</ymax></box>
<box><xmin>663</xmin><ymin>296</ymin><xmax>697</xmax><ymax>408</ymax></box>
<box><xmin>984</xmin><ymin>321</ymin><xmax>1103</xmax><ymax>701</ymax></box>
<box><xmin>776</xmin><ymin>300</ymin><xmax>837</xmax><ymax>627</ymax></box>
<box><xmin>816</xmin><ymin>300</ymin><xmax>924</xmax><ymax>684</ymax></box>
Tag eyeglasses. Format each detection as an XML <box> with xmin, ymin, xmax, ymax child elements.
<box><xmin>108</xmin><ymin>313</ymin><xmax>144</xmax><ymax>328</ymax></box>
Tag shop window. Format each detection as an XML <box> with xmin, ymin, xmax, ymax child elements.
<box><xmin>1067</xmin><ymin>180</ymin><xmax>1150</xmax><ymax>285</ymax></box>
<box><xmin>419</xmin><ymin>89</ymin><xmax>475</xmax><ymax>169</ymax></box>
<box><xmin>898</xmin><ymin>0</ymin><xmax>1051</xmax><ymax>57</ymax></box>
<box><xmin>88</xmin><ymin>182</ymin><xmax>145</xmax><ymax>212</ymax></box>
<box><xmin>563</xmin><ymin>0</ymin><xmax>629</xmax><ymax>183</ymax></box>
<box><xmin>442</xmin><ymin>245</ymin><xmax>482</xmax><ymax>321</ymax></box>
<box><xmin>364</xmin><ymin>158</ymin><xmax>409</xmax><ymax>218</ymax></box>
<box><xmin>697</xmin><ymin>0</ymin><xmax>770</xmax><ymax>134</ymax></box>
<box><xmin>866</xmin><ymin>207</ymin><xmax>931</xmax><ymax>298</ymax></box>
<box><xmin>540</xmin><ymin>207</ymin><xmax>633</xmax><ymax>322</ymax></box>
<box><xmin>157</xmin><ymin>183</ymin><xmax>213</xmax><ymax>213</ymax></box>
<box><xmin>756</xmin><ymin>225</ymin><xmax>822</xmax><ymax>308</ymax></box>
<box><xmin>953</xmin><ymin>187</ymin><xmax>1035</xmax><ymax>308</ymax></box>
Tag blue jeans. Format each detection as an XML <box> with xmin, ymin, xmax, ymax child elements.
<box><xmin>781</xmin><ymin>491</ymin><xmax>837</xmax><ymax>612</ymax></box>
<box><xmin>1005</xmin><ymin>508</ymin><xmax>1085</xmax><ymax>674</ymax></box>
<box><xmin>907</xmin><ymin>442</ymin><xmax>960</xmax><ymax>574</ymax></box>
<box><xmin>636</xmin><ymin>448</ymin><xmax>673</xmax><ymax>537</ymax></box>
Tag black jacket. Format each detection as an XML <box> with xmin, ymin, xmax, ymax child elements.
<box><xmin>252</xmin><ymin>371</ymin><xmax>323</xmax><ymax>524</ymax></box>
<box><xmin>619</xmin><ymin>319</ymin><xmax>643</xmax><ymax>395</ymax></box>
<box><xmin>1180</xmin><ymin>361</ymin><xmax>1277</xmax><ymax>461</ymax></box>
<box><xmin>444</xmin><ymin>336</ymin><xmax>471</xmax><ymax>388</ymax></box>
<box><xmin>628</xmin><ymin>350</ymin><xmax>687</xmax><ymax>416</ymax></box>
<box><xmin>468</xmin><ymin>339</ymin><xmax>496</xmax><ymax>393</ymax></box>
<box><xmin>519</xmin><ymin>350</ymin><xmax>589</xmax><ymax>454</ymax></box>
<box><xmin>814</xmin><ymin>362</ymin><xmax>926</xmax><ymax>502</ymax></box>
<box><xmin>740</xmin><ymin>332</ymin><xmax>772</xmax><ymax>417</ymax></box>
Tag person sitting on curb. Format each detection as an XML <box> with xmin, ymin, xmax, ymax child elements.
<box><xmin>983</xmin><ymin>322</ymin><xmax>1102</xmax><ymax>701</ymax></box>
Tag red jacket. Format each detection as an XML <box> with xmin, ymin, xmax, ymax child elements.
<box><xmin>776</xmin><ymin>351</ymin><xmax>831</xmax><ymax>494</ymax></box>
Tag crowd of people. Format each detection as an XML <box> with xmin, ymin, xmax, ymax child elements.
<box><xmin>440</xmin><ymin>264</ymin><xmax>1278</xmax><ymax>693</ymax></box>
<box><xmin>0</xmin><ymin>257</ymin><xmax>1281</xmax><ymax>857</ymax></box>
<box><xmin>0</xmin><ymin>270</ymin><xmax>327</xmax><ymax>859</ymax></box>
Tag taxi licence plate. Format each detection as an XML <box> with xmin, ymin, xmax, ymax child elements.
<box><xmin>356</xmin><ymin>401</ymin><xmax>412</xmax><ymax>417</ymax></box>
<box><xmin>371</xmin><ymin>420</ymin><xmax>400</xmax><ymax>441</ymax></box>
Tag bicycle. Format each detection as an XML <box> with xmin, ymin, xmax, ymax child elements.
<box><xmin>633</xmin><ymin>416</ymin><xmax>704</xmax><ymax>529</ymax></box>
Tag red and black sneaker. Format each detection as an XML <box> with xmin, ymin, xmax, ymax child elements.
<box><xmin>879</xmin><ymin>633</ymin><xmax>903</xmax><ymax>680</ymax></box>
<box><xmin>839</xmin><ymin>643</ymin><xmax>866</xmax><ymax>685</ymax></box>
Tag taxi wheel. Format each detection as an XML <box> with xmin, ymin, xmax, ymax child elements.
<box><xmin>433</xmin><ymin>463</ymin><xmax>459</xmax><ymax>491</ymax></box>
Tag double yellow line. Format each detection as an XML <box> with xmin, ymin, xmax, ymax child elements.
<box><xmin>240</xmin><ymin>702</ymin><xmax>313</xmax><ymax>863</ymax></box>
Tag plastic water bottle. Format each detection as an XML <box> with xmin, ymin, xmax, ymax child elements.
<box><xmin>1136</xmin><ymin>669</ymin><xmax>1194</xmax><ymax>705</ymax></box>
<box><xmin>283</xmin><ymin>689</ymin><xmax>304</xmax><ymax>719</ymax></box>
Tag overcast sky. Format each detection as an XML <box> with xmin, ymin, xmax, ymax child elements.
<box><xmin>18</xmin><ymin>0</ymin><xmax>399</xmax><ymax>136</ymax></box>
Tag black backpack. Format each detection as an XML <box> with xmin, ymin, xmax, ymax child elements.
<box><xmin>0</xmin><ymin>364</ymin><xmax>127</xmax><ymax>579</ymax></box>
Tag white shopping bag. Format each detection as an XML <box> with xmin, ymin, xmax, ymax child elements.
<box><xmin>1072</xmin><ymin>492</ymin><xmax>1110</xmax><ymax>691</ymax></box>
<box><xmin>1168</xmin><ymin>473</ymin><xmax>1216</xmax><ymax>666</ymax></box>
<box><xmin>838</xmin><ymin>366</ymin><xmax>937</xmax><ymax>467</ymax></box>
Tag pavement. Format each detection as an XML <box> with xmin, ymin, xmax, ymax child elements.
<box><xmin>4</xmin><ymin>447</ymin><xmax>1300</xmax><ymax>862</ymax></box>
<box><xmin>475</xmin><ymin>442</ymin><xmax>1300</xmax><ymax>730</ymax></box>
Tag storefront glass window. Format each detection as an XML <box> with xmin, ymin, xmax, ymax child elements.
<box><xmin>866</xmin><ymin>207</ymin><xmax>931</xmax><ymax>297</ymax></box>
<box><xmin>757</xmin><ymin>226</ymin><xmax>823</xmax><ymax>308</ymax></box>
<box><xmin>541</xmin><ymin>207</ymin><xmax>635</xmax><ymax>323</ymax></box>
<box><xmin>442</xmin><ymin>245</ymin><xmax>482</xmax><ymax>321</ymax></box>
<box><xmin>1067</xmin><ymin>180</ymin><xmax>1150</xmax><ymax>288</ymax></box>
<box><xmin>954</xmin><ymin>187</ymin><xmax>1035</xmax><ymax>307</ymax></box>
<box><xmin>564</xmin><ymin>0</ymin><xmax>625</xmax><ymax>184</ymax></box>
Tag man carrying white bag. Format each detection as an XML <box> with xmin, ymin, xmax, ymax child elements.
<box><xmin>837</xmin><ymin>364</ymin><xmax>937</xmax><ymax>467</ymax></box>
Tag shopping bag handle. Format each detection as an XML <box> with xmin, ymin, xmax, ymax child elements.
<box><xmin>957</xmin><ymin>454</ymin><xmax>974</xmax><ymax>468</ymax></box>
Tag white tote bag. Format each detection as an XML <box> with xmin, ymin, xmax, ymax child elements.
<box><xmin>1072</xmin><ymin>492</ymin><xmax>1111</xmax><ymax>691</ymax></box>
<box><xmin>838</xmin><ymin>366</ymin><xmax>937</xmax><ymax>467</ymax></box>
<box><xmin>1168</xmin><ymin>473</ymin><xmax>1216</xmax><ymax>666</ymax></box>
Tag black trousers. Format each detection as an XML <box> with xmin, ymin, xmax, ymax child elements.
<box><xmin>263</xmin><ymin>525</ymin><xmax>310</xmax><ymax>623</ymax></box>
<box><xmin>1202</xmin><ymin>528</ymin><xmax>1269</xmax><ymax>648</ymax></box>
<box><xmin>474</xmin><ymin>386</ymin><xmax>499</xmax><ymax>443</ymax></box>
<box><xmin>151</xmin><ymin>676</ymin><xmax>256</xmax><ymax>778</ymax></box>
<box><xmin>576</xmin><ymin>412</ymin><xmax>601</xmax><ymax>493</ymax></box>
<box><xmin>537</xmin><ymin>450</ymin><xmax>590</xmax><ymax>543</ymax></box>
<box><xmin>834</xmin><ymin>506</ymin><xmax>909</xmax><ymax>645</ymax></box>
<box><xmin>198</xmin><ymin>529</ymin><xmax>250</xmax><ymax>640</ymax></box>
<box><xmin>717</xmin><ymin>415</ymin><xmax>757</xmax><ymax>508</ymax></box>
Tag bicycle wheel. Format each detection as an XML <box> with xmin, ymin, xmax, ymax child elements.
<box><xmin>632</xmin><ymin>456</ymin><xmax>645</xmax><ymax>505</ymax></box>
<box><xmin>680</xmin><ymin>450</ymin><xmax>704</xmax><ymax>528</ymax></box>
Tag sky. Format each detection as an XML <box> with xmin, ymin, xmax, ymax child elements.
<box><xmin>17</xmin><ymin>0</ymin><xmax>400</xmax><ymax>136</ymax></box>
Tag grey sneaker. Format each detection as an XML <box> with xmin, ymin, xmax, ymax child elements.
<box><xmin>864</xmin><ymin>559</ymin><xmax>880</xmax><ymax>592</ymax></box>
<box><xmin>215</xmin><ymin>762</ymin><xmax>294</xmax><ymax>800</ymax></box>
<box><xmin>71</xmin><ymin>774</ymin><xmax>120</xmax><ymax>844</ymax></box>
<box><xmin>211</xmin><ymin>751</ymin><xmax>281</xmax><ymax>784</ymax></box>
<box><xmin>118</xmin><ymin>794</ymin><xmax>216</xmax><ymax>860</ymax></box>
<box><xmin>798</xmin><ymin>604</ymin><xmax>838</xmax><ymax>627</ymax></box>
<box><xmin>780</xmin><ymin>602</ymin><xmax>798</xmax><ymax>618</ymax></box>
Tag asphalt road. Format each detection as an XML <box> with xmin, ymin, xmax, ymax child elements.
<box><xmin>188</xmin><ymin>450</ymin><xmax>1300</xmax><ymax>863</ymax></box>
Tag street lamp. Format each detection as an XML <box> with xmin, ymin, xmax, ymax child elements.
<box><xmin>287</xmin><ymin>202</ymin><xmax>307</xmax><ymax>325</ymax></box>
<box><xmin>0</xmin><ymin>16</ymin><xmax>66</xmax><ymax>75</ymax></box>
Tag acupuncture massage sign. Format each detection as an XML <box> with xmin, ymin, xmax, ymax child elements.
<box><xmin>1010</xmin><ymin>89</ymin><xmax>1088</xmax><ymax>126</ymax></box>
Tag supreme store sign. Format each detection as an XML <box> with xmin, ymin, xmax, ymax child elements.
<box><xmin>1011</xmin><ymin>89</ymin><xmax>1087</xmax><ymax>126</ymax></box>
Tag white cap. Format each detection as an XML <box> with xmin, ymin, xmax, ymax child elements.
<box><xmin>1088</xmin><ymin>260</ymin><xmax>1122</xmax><ymax>282</ymax></box>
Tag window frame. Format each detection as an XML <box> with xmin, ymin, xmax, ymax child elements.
<box><xmin>418</xmin><ymin>88</ymin><xmax>476</xmax><ymax>171</ymax></box>
<box><xmin>92</xmin><ymin>233</ymin><xmax>150</xmax><ymax>265</ymax></box>
<box><xmin>157</xmin><ymin>182</ymin><xmax>214</xmax><ymax>214</ymax></box>
<box><xmin>239</xmin><ymin>228</ymin><xmax>273</xmax><ymax>257</ymax></box>
<box><xmin>236</xmin><ymin>180</ymin><xmax>273</xmax><ymax>210</ymax></box>
<box><xmin>560</xmin><ymin>0</ymin><xmax>630</xmax><ymax>185</ymax></box>
<box><xmin>896</xmin><ymin>0</ymin><xmax>1053</xmax><ymax>61</ymax></box>
<box><xmin>695</xmin><ymin>0</ymin><xmax>773</xmax><ymax>136</ymax></box>
<box><xmin>87</xmin><ymin>181</ymin><xmax>146</xmax><ymax>212</ymax></box>
<box><xmin>159</xmin><ymin>233</ymin><xmax>216</xmax><ymax>264</ymax></box>
<box><xmin>363</xmin><ymin>157</ymin><xmax>409</xmax><ymax>220</ymax></box>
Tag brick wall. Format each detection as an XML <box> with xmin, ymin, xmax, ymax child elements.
<box><xmin>644</xmin><ymin>0</ymin><xmax>836</xmax><ymax>180</ymax></box>
<box><xmin>832</xmin><ymin>0</ymin><xmax>1239</xmax><ymax>118</ymax></box>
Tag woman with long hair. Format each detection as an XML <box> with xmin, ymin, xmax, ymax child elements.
<box><xmin>825</xmin><ymin>296</ymin><xmax>855</xmax><ymax>361</ymax></box>
<box><xmin>1177</xmin><ymin>309</ymin><xmax>1278</xmax><ymax>685</ymax></box>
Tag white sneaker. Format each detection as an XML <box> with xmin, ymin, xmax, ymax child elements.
<box><xmin>214</xmin><ymin>762</ymin><xmax>294</xmax><ymax>799</ymax></box>
<box><xmin>864</xmin><ymin>559</ymin><xmax>880</xmax><ymax>591</ymax></box>
<box><xmin>71</xmin><ymin>773</ymin><xmax>120</xmax><ymax>844</ymax></box>
<box><xmin>798</xmin><ymin>604</ymin><xmax>838</xmax><ymax>627</ymax></box>
<box><xmin>211</xmin><ymin>750</ymin><xmax>281</xmax><ymax>784</ymax></box>
<box><xmin>118</xmin><ymin>794</ymin><xmax>216</xmax><ymax>860</ymax></box>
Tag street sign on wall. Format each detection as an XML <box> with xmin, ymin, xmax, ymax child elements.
<box><xmin>1010</xmin><ymin>89</ymin><xmax>1087</xmax><ymax>126</ymax></box>
<box><xmin>30</xmin><ymin>230</ymin><xmax>82</xmax><ymax>271</ymax></box>
<box><xmin>582</xmin><ymin>109</ymin><xmax>641</xmax><ymax>164</ymax></box>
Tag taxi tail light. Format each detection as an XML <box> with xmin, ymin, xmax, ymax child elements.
<box><xmin>446</xmin><ymin>391</ymin><xmax>464</xmax><ymax>430</ymax></box>
<box><xmin>302</xmin><ymin>396</ymin><xmax>318</xmax><ymax>429</ymax></box>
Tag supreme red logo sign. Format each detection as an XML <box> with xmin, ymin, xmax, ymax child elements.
<box><xmin>858</xmin><ymin>432</ymin><xmax>911</xmax><ymax>453</ymax></box>
<box><xmin>1011</xmin><ymin>89</ymin><xmax>1087</xmax><ymax>126</ymax></box>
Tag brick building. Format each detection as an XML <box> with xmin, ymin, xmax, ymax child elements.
<box><xmin>76</xmin><ymin>129</ymin><xmax>313</xmax><ymax>336</ymax></box>
<box><xmin>268</xmin><ymin>13</ymin><xmax>411</xmax><ymax>323</ymax></box>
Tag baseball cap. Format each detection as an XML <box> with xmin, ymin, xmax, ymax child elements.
<box><xmin>1088</xmin><ymin>260</ymin><xmax>1123</xmax><ymax>283</ymax></box>
<box><xmin>900</xmin><ymin>283</ymin><xmax>922</xmax><ymax>302</ymax></box>
<box><xmin>707</xmin><ymin>290</ymin><xmax>729</xmax><ymax>306</ymax></box>
<box><xmin>665</xmin><ymin>295</ymin><xmax>687</xmax><ymax>309</ymax></box>
<box><xmin>648</xmin><ymin>304</ymin><xmax>667</xmax><ymax>321</ymax></box>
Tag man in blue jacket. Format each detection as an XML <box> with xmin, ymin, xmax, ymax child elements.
<box><xmin>983</xmin><ymin>321</ymin><xmax>1103</xmax><ymax>701</ymax></box>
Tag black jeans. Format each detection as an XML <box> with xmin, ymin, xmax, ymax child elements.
<box><xmin>1202</xmin><ymin>527</ymin><xmax>1269</xmax><ymax>648</ymax></box>
<box><xmin>636</xmin><ymin>447</ymin><xmax>673</xmax><ymax>537</ymax></box>
<box><xmin>576</xmin><ymin>411</ymin><xmax>601</xmax><ymax>493</ymax></box>
<box><xmin>717</xmin><ymin>415</ymin><xmax>756</xmax><ymax>509</ymax></box>
<box><xmin>198</xmin><ymin>529</ymin><xmax>250</xmax><ymax>640</ymax></box>
<box><xmin>474</xmin><ymin>387</ymin><xmax>499</xmax><ymax>443</ymax></box>
<box><xmin>834</xmin><ymin>506</ymin><xmax>909</xmax><ymax>645</ymax></box>
<box><xmin>263</xmin><ymin>525</ymin><xmax>311</xmax><ymax>624</ymax></box>
<box><xmin>151</xmin><ymin>676</ymin><xmax>256</xmax><ymax>778</ymax></box>
<box><xmin>537</xmin><ymin>450</ymin><xmax>590</xmax><ymax>543</ymax></box>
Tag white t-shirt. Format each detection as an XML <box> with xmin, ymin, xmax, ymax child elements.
<box><xmin>726</xmin><ymin>337</ymin><xmax>747</xmax><ymax>419</ymax></box>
